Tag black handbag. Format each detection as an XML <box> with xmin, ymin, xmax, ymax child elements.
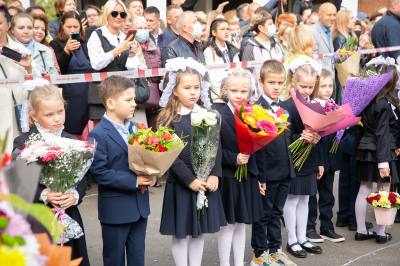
<box><xmin>0</xmin><ymin>64</ymin><xmax>23</xmax><ymax>132</ymax></box>
<box><xmin>133</xmin><ymin>77</ymin><xmax>150</xmax><ymax>104</ymax></box>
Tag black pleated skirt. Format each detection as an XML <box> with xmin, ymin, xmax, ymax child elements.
<box><xmin>220</xmin><ymin>174</ymin><xmax>263</xmax><ymax>225</ymax></box>
<box><xmin>160</xmin><ymin>181</ymin><xmax>227</xmax><ymax>239</ymax></box>
<box><xmin>354</xmin><ymin>160</ymin><xmax>399</xmax><ymax>183</ymax></box>
<box><xmin>288</xmin><ymin>173</ymin><xmax>318</xmax><ymax>196</ymax></box>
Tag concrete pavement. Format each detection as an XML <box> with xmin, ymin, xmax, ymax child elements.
<box><xmin>79</xmin><ymin>174</ymin><xmax>400</xmax><ymax>266</ymax></box>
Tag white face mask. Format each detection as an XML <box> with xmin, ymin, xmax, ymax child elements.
<box><xmin>263</xmin><ymin>24</ymin><xmax>276</xmax><ymax>38</ymax></box>
<box><xmin>187</xmin><ymin>23</ymin><xmax>202</xmax><ymax>39</ymax></box>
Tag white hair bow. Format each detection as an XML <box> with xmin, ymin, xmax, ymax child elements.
<box><xmin>288</xmin><ymin>55</ymin><xmax>322</xmax><ymax>76</ymax></box>
<box><xmin>21</xmin><ymin>78</ymin><xmax>50</xmax><ymax>133</ymax></box>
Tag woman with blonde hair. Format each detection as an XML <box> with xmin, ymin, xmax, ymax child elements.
<box><xmin>206</xmin><ymin>10</ymin><xmax>225</xmax><ymax>39</ymax></box>
<box><xmin>276</xmin><ymin>23</ymin><xmax>294</xmax><ymax>57</ymax></box>
<box><xmin>223</xmin><ymin>9</ymin><xmax>236</xmax><ymax>21</ymax></box>
<box><xmin>86</xmin><ymin>0</ymin><xmax>138</xmax><ymax>125</ymax></box>
<box><xmin>332</xmin><ymin>10</ymin><xmax>370</xmax><ymax>103</ymax></box>
<box><xmin>281</xmin><ymin>24</ymin><xmax>315</xmax><ymax>100</ymax></box>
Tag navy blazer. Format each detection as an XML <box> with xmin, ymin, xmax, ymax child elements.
<box><xmin>219</xmin><ymin>105</ymin><xmax>260</xmax><ymax>180</ymax></box>
<box><xmin>255</xmin><ymin>97</ymin><xmax>296</xmax><ymax>181</ymax></box>
<box><xmin>88</xmin><ymin>117</ymin><xmax>150</xmax><ymax>224</ymax></box>
<box><xmin>284</xmin><ymin>97</ymin><xmax>324</xmax><ymax>176</ymax></box>
<box><xmin>321</xmin><ymin>133</ymin><xmax>341</xmax><ymax>172</ymax></box>
<box><xmin>149</xmin><ymin>31</ymin><xmax>176</xmax><ymax>55</ymax></box>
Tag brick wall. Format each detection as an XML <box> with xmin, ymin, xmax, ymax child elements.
<box><xmin>358</xmin><ymin>0</ymin><xmax>388</xmax><ymax>17</ymax></box>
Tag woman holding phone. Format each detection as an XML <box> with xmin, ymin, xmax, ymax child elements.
<box><xmin>49</xmin><ymin>11</ymin><xmax>92</xmax><ymax>135</ymax></box>
<box><xmin>0</xmin><ymin>7</ymin><xmax>41</xmax><ymax>152</ymax></box>
<box><xmin>87</xmin><ymin>0</ymin><xmax>137</xmax><ymax>126</ymax></box>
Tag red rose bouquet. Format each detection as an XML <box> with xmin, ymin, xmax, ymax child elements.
<box><xmin>128</xmin><ymin>124</ymin><xmax>186</xmax><ymax>194</ymax></box>
<box><xmin>234</xmin><ymin>99</ymin><xmax>289</xmax><ymax>180</ymax></box>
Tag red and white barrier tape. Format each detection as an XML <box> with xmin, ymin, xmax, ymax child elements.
<box><xmin>1</xmin><ymin>45</ymin><xmax>400</xmax><ymax>87</ymax></box>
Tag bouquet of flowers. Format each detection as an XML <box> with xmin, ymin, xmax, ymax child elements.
<box><xmin>128</xmin><ymin>123</ymin><xmax>186</xmax><ymax>194</ymax></box>
<box><xmin>190</xmin><ymin>108</ymin><xmax>220</xmax><ymax>219</ymax></box>
<box><xmin>331</xmin><ymin>35</ymin><xmax>361</xmax><ymax>87</ymax></box>
<box><xmin>234</xmin><ymin>99</ymin><xmax>289</xmax><ymax>180</ymax></box>
<box><xmin>367</xmin><ymin>190</ymin><xmax>400</xmax><ymax>226</ymax></box>
<box><xmin>288</xmin><ymin>90</ymin><xmax>350</xmax><ymax>171</ymax></box>
<box><xmin>17</xmin><ymin>134</ymin><xmax>96</xmax><ymax>245</ymax></box>
<box><xmin>335</xmin><ymin>65</ymin><xmax>393</xmax><ymax>144</ymax></box>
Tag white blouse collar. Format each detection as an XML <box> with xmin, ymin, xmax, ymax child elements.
<box><xmin>35</xmin><ymin>122</ymin><xmax>64</xmax><ymax>138</ymax></box>
<box><xmin>178</xmin><ymin>103</ymin><xmax>201</xmax><ymax>115</ymax></box>
<box><xmin>99</xmin><ymin>25</ymin><xmax>126</xmax><ymax>48</ymax></box>
<box><xmin>227</xmin><ymin>102</ymin><xmax>235</xmax><ymax>114</ymax></box>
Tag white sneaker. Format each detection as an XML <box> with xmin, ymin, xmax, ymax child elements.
<box><xmin>271</xmin><ymin>249</ymin><xmax>297</xmax><ymax>266</ymax></box>
<box><xmin>250</xmin><ymin>251</ymin><xmax>281</xmax><ymax>266</ymax></box>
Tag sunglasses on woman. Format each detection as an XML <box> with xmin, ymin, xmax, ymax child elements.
<box><xmin>110</xmin><ymin>11</ymin><xmax>127</xmax><ymax>18</ymax></box>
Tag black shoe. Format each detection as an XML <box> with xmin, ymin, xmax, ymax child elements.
<box><xmin>281</xmin><ymin>215</ymin><xmax>285</xmax><ymax>227</ymax></box>
<box><xmin>86</xmin><ymin>183</ymin><xmax>91</xmax><ymax>190</ymax></box>
<box><xmin>348</xmin><ymin>222</ymin><xmax>373</xmax><ymax>231</ymax></box>
<box><xmin>286</xmin><ymin>242</ymin><xmax>307</xmax><ymax>258</ymax></box>
<box><xmin>300</xmin><ymin>240</ymin><xmax>323</xmax><ymax>254</ymax></box>
<box><xmin>320</xmin><ymin>230</ymin><xmax>345</xmax><ymax>242</ymax></box>
<box><xmin>306</xmin><ymin>229</ymin><xmax>324</xmax><ymax>243</ymax></box>
<box><xmin>355</xmin><ymin>231</ymin><xmax>376</xmax><ymax>241</ymax></box>
<box><xmin>336</xmin><ymin>221</ymin><xmax>349</xmax><ymax>227</ymax></box>
<box><xmin>395</xmin><ymin>216</ymin><xmax>400</xmax><ymax>223</ymax></box>
<box><xmin>376</xmin><ymin>233</ymin><xmax>392</xmax><ymax>244</ymax></box>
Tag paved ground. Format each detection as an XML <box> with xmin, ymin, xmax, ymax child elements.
<box><xmin>79</xmin><ymin>173</ymin><xmax>400</xmax><ymax>266</ymax></box>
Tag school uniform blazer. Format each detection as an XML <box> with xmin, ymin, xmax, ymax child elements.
<box><xmin>88</xmin><ymin>117</ymin><xmax>150</xmax><ymax>224</ymax></box>
<box><xmin>255</xmin><ymin>97</ymin><xmax>296</xmax><ymax>182</ymax></box>
<box><xmin>219</xmin><ymin>105</ymin><xmax>260</xmax><ymax>180</ymax></box>
<box><xmin>321</xmin><ymin>133</ymin><xmax>341</xmax><ymax>172</ymax></box>
<box><xmin>285</xmin><ymin>97</ymin><xmax>324</xmax><ymax>176</ymax></box>
<box><xmin>13</xmin><ymin>126</ymin><xmax>87</xmax><ymax>206</ymax></box>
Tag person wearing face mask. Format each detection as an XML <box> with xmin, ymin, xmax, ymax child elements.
<box><xmin>276</xmin><ymin>23</ymin><xmax>294</xmax><ymax>57</ymax></box>
<box><xmin>128</xmin><ymin>16</ymin><xmax>162</xmax><ymax>140</ymax></box>
<box><xmin>49</xmin><ymin>11</ymin><xmax>92</xmax><ymax>136</ymax></box>
<box><xmin>10</xmin><ymin>13</ymin><xmax>58</xmax><ymax>76</ymax></box>
<box><xmin>242</xmin><ymin>11</ymin><xmax>283</xmax><ymax>103</ymax></box>
<box><xmin>162</xmin><ymin>11</ymin><xmax>205</xmax><ymax>67</ymax></box>
<box><xmin>86</xmin><ymin>0</ymin><xmax>138</xmax><ymax>126</ymax></box>
<box><xmin>202</xmin><ymin>18</ymin><xmax>240</xmax><ymax>110</ymax></box>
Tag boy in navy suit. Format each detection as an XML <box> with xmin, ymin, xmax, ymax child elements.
<box><xmin>251</xmin><ymin>60</ymin><xmax>296</xmax><ymax>266</ymax></box>
<box><xmin>88</xmin><ymin>76</ymin><xmax>156</xmax><ymax>266</ymax></box>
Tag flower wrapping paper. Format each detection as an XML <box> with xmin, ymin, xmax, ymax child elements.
<box><xmin>335</xmin><ymin>49</ymin><xmax>361</xmax><ymax>87</ymax></box>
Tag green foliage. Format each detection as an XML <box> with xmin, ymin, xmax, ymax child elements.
<box><xmin>35</xmin><ymin>0</ymin><xmax>57</xmax><ymax>21</ymax></box>
<box><xmin>0</xmin><ymin>216</ymin><xmax>8</xmax><ymax>229</ymax></box>
<box><xmin>344</xmin><ymin>35</ymin><xmax>359</xmax><ymax>50</ymax></box>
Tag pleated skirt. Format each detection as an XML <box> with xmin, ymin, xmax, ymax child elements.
<box><xmin>288</xmin><ymin>172</ymin><xmax>318</xmax><ymax>196</ymax></box>
<box><xmin>220</xmin><ymin>175</ymin><xmax>264</xmax><ymax>225</ymax></box>
<box><xmin>160</xmin><ymin>181</ymin><xmax>227</xmax><ymax>239</ymax></box>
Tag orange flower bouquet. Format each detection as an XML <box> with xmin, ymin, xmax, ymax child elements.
<box><xmin>234</xmin><ymin>99</ymin><xmax>290</xmax><ymax>180</ymax></box>
<box><xmin>128</xmin><ymin>123</ymin><xmax>186</xmax><ymax>194</ymax></box>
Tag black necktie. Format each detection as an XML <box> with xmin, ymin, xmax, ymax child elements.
<box><xmin>271</xmin><ymin>101</ymin><xmax>280</xmax><ymax>107</ymax></box>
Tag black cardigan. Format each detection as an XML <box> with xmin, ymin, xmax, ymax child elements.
<box><xmin>49</xmin><ymin>38</ymin><xmax>90</xmax><ymax>74</ymax></box>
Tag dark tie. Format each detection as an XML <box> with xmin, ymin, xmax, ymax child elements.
<box><xmin>271</xmin><ymin>101</ymin><xmax>280</xmax><ymax>107</ymax></box>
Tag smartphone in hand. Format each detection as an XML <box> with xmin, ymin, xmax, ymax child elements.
<box><xmin>79</xmin><ymin>11</ymin><xmax>87</xmax><ymax>21</ymax></box>
<box><xmin>71</xmin><ymin>32</ymin><xmax>80</xmax><ymax>50</ymax></box>
<box><xmin>125</xmin><ymin>29</ymin><xmax>137</xmax><ymax>41</ymax></box>
<box><xmin>1</xmin><ymin>46</ymin><xmax>21</xmax><ymax>62</ymax></box>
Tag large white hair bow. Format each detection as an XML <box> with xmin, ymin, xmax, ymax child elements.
<box><xmin>21</xmin><ymin>78</ymin><xmax>50</xmax><ymax>132</ymax></box>
<box><xmin>288</xmin><ymin>55</ymin><xmax>322</xmax><ymax>76</ymax></box>
<box><xmin>159</xmin><ymin>57</ymin><xmax>212</xmax><ymax>108</ymax></box>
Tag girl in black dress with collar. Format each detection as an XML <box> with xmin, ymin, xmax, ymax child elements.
<box><xmin>13</xmin><ymin>83</ymin><xmax>90</xmax><ymax>266</ymax></box>
<box><xmin>354</xmin><ymin>64</ymin><xmax>399</xmax><ymax>244</ymax></box>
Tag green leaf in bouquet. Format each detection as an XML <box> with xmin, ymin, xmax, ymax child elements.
<box><xmin>238</xmin><ymin>104</ymin><xmax>244</xmax><ymax>121</ymax></box>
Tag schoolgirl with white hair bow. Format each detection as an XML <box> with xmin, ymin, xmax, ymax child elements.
<box><xmin>158</xmin><ymin>57</ymin><xmax>226</xmax><ymax>266</ymax></box>
<box><xmin>216</xmin><ymin>68</ymin><xmax>264</xmax><ymax>266</ymax></box>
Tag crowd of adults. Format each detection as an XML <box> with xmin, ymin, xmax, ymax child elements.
<box><xmin>0</xmin><ymin>0</ymin><xmax>398</xmax><ymax>164</ymax></box>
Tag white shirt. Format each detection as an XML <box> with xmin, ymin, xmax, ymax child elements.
<box><xmin>262</xmin><ymin>94</ymin><xmax>280</xmax><ymax>112</ymax></box>
<box><xmin>87</xmin><ymin>25</ymin><xmax>126</xmax><ymax>71</ymax></box>
<box><xmin>151</xmin><ymin>27</ymin><xmax>163</xmax><ymax>46</ymax></box>
<box><xmin>227</xmin><ymin>101</ymin><xmax>235</xmax><ymax>114</ymax></box>
<box><xmin>178</xmin><ymin>103</ymin><xmax>201</xmax><ymax>115</ymax></box>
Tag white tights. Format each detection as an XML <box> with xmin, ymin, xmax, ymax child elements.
<box><xmin>218</xmin><ymin>223</ymin><xmax>246</xmax><ymax>266</ymax></box>
<box><xmin>284</xmin><ymin>194</ymin><xmax>311</xmax><ymax>251</ymax></box>
<box><xmin>355</xmin><ymin>181</ymin><xmax>390</xmax><ymax>236</ymax></box>
<box><xmin>171</xmin><ymin>235</ymin><xmax>205</xmax><ymax>266</ymax></box>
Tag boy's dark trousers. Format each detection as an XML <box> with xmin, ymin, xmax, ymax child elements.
<box><xmin>251</xmin><ymin>176</ymin><xmax>291</xmax><ymax>257</ymax></box>
<box><xmin>307</xmin><ymin>168</ymin><xmax>335</xmax><ymax>232</ymax></box>
<box><xmin>336</xmin><ymin>152</ymin><xmax>360</xmax><ymax>226</ymax></box>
